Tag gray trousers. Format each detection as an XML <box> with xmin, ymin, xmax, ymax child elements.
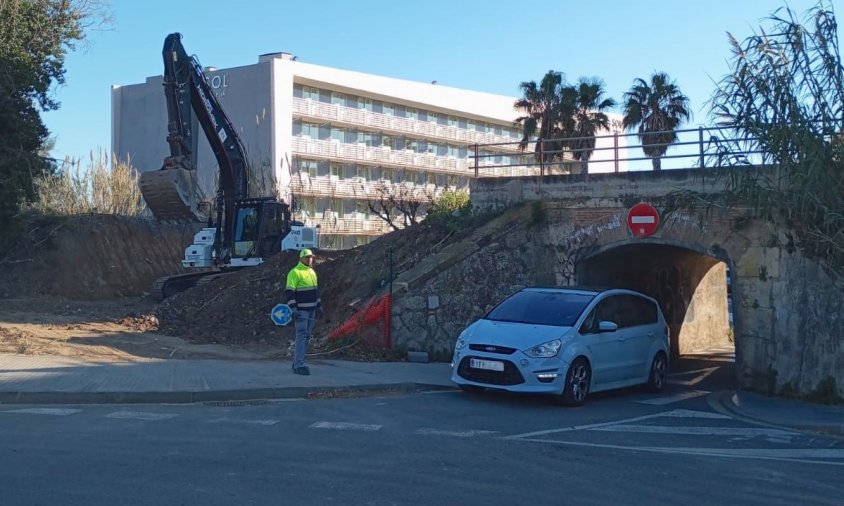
<box><xmin>293</xmin><ymin>309</ymin><xmax>316</xmax><ymax>368</ymax></box>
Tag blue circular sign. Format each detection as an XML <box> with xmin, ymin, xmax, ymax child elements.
<box><xmin>270</xmin><ymin>303</ymin><xmax>293</xmax><ymax>326</ymax></box>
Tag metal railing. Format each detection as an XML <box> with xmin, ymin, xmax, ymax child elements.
<box><xmin>470</xmin><ymin>125</ymin><xmax>769</xmax><ymax>177</ymax></box>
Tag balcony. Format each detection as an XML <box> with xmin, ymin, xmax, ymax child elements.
<box><xmin>292</xmin><ymin>136</ymin><xmax>481</xmax><ymax>175</ymax></box>
<box><xmin>289</xmin><ymin>174</ymin><xmax>443</xmax><ymax>202</ymax></box>
<box><xmin>292</xmin><ymin>97</ymin><xmax>520</xmax><ymax>151</ymax></box>
<box><xmin>295</xmin><ymin>213</ymin><xmax>398</xmax><ymax>236</ymax></box>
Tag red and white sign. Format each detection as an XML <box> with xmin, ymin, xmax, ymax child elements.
<box><xmin>627</xmin><ymin>202</ymin><xmax>660</xmax><ymax>237</ymax></box>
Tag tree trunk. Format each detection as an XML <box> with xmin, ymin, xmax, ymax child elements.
<box><xmin>580</xmin><ymin>159</ymin><xmax>589</xmax><ymax>175</ymax></box>
<box><xmin>651</xmin><ymin>156</ymin><xmax>662</xmax><ymax>171</ymax></box>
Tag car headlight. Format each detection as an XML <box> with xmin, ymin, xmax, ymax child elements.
<box><xmin>524</xmin><ymin>339</ymin><xmax>562</xmax><ymax>358</ymax></box>
<box><xmin>454</xmin><ymin>330</ymin><xmax>468</xmax><ymax>350</ymax></box>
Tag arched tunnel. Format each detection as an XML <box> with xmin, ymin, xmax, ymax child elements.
<box><xmin>577</xmin><ymin>243</ymin><xmax>733</xmax><ymax>358</ymax></box>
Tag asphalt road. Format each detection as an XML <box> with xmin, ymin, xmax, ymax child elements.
<box><xmin>1</xmin><ymin>352</ymin><xmax>842</xmax><ymax>506</ymax></box>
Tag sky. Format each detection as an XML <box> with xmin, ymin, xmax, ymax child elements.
<box><xmin>42</xmin><ymin>0</ymin><xmax>840</xmax><ymax>164</ymax></box>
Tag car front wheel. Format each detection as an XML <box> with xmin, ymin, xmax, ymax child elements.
<box><xmin>559</xmin><ymin>357</ymin><xmax>590</xmax><ymax>406</ymax></box>
<box><xmin>646</xmin><ymin>352</ymin><xmax>668</xmax><ymax>393</ymax></box>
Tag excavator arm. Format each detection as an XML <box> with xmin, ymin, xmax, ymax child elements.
<box><xmin>139</xmin><ymin>32</ymin><xmax>249</xmax><ymax>262</ymax></box>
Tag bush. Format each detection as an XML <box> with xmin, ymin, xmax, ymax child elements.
<box><xmin>426</xmin><ymin>189</ymin><xmax>471</xmax><ymax>230</ymax></box>
<box><xmin>33</xmin><ymin>150</ymin><xmax>145</xmax><ymax>216</ymax></box>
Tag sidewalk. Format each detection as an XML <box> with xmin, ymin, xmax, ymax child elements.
<box><xmin>709</xmin><ymin>390</ymin><xmax>844</xmax><ymax>438</ymax></box>
<box><xmin>0</xmin><ymin>353</ymin><xmax>454</xmax><ymax>404</ymax></box>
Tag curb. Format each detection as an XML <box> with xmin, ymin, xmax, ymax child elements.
<box><xmin>0</xmin><ymin>383</ymin><xmax>455</xmax><ymax>405</ymax></box>
<box><xmin>707</xmin><ymin>390</ymin><xmax>844</xmax><ymax>439</ymax></box>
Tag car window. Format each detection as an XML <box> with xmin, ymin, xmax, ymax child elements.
<box><xmin>624</xmin><ymin>295</ymin><xmax>658</xmax><ymax>327</ymax></box>
<box><xmin>485</xmin><ymin>290</ymin><xmax>594</xmax><ymax>327</ymax></box>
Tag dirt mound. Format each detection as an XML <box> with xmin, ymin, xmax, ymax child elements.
<box><xmin>0</xmin><ymin>213</ymin><xmax>199</xmax><ymax>300</ymax></box>
<box><xmin>151</xmin><ymin>221</ymin><xmax>459</xmax><ymax>358</ymax></box>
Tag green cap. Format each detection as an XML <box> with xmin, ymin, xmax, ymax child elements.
<box><xmin>299</xmin><ymin>248</ymin><xmax>314</xmax><ymax>258</ymax></box>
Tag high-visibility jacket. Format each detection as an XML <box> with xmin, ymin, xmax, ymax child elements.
<box><xmin>285</xmin><ymin>262</ymin><xmax>320</xmax><ymax>310</ymax></box>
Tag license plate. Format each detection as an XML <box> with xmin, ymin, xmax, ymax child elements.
<box><xmin>470</xmin><ymin>358</ymin><xmax>504</xmax><ymax>372</ymax></box>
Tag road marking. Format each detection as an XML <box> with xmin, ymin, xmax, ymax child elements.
<box><xmin>636</xmin><ymin>390</ymin><xmax>710</xmax><ymax>405</ymax></box>
<box><xmin>505</xmin><ymin>409</ymin><xmax>730</xmax><ymax>439</ymax></box>
<box><xmin>105</xmin><ymin>411</ymin><xmax>178</xmax><ymax>421</ymax></box>
<box><xmin>310</xmin><ymin>421</ymin><xmax>383</xmax><ymax>431</ymax></box>
<box><xmin>589</xmin><ymin>424</ymin><xmax>796</xmax><ymax>438</ymax></box>
<box><xmin>3</xmin><ymin>408</ymin><xmax>82</xmax><ymax>416</ymax></box>
<box><xmin>669</xmin><ymin>367</ymin><xmax>720</xmax><ymax>385</ymax></box>
<box><xmin>510</xmin><ymin>438</ymin><xmax>844</xmax><ymax>466</ymax></box>
<box><xmin>206</xmin><ymin>417</ymin><xmax>278</xmax><ymax>426</ymax></box>
<box><xmin>415</xmin><ymin>428</ymin><xmax>499</xmax><ymax>437</ymax></box>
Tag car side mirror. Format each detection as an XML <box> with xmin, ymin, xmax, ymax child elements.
<box><xmin>598</xmin><ymin>321</ymin><xmax>618</xmax><ymax>332</ymax></box>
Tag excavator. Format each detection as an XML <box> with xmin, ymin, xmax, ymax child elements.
<box><xmin>139</xmin><ymin>33</ymin><xmax>318</xmax><ymax>298</ymax></box>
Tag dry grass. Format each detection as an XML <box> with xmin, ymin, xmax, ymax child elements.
<box><xmin>33</xmin><ymin>150</ymin><xmax>145</xmax><ymax>216</ymax></box>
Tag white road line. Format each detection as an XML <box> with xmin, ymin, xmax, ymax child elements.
<box><xmin>415</xmin><ymin>428</ymin><xmax>499</xmax><ymax>437</ymax></box>
<box><xmin>505</xmin><ymin>409</ymin><xmax>731</xmax><ymax>439</ymax></box>
<box><xmin>636</xmin><ymin>390</ymin><xmax>710</xmax><ymax>405</ymax></box>
<box><xmin>105</xmin><ymin>411</ymin><xmax>178</xmax><ymax>421</ymax></box>
<box><xmin>511</xmin><ymin>438</ymin><xmax>844</xmax><ymax>466</ymax></box>
<box><xmin>2</xmin><ymin>408</ymin><xmax>82</xmax><ymax>416</ymax></box>
<box><xmin>588</xmin><ymin>425</ymin><xmax>797</xmax><ymax>438</ymax></box>
<box><xmin>310</xmin><ymin>421</ymin><xmax>383</xmax><ymax>431</ymax></box>
<box><xmin>206</xmin><ymin>417</ymin><xmax>278</xmax><ymax>426</ymax></box>
<box><xmin>669</xmin><ymin>367</ymin><xmax>722</xmax><ymax>377</ymax></box>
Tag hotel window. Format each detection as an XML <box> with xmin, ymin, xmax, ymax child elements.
<box><xmin>302</xmin><ymin>86</ymin><xmax>319</xmax><ymax>100</ymax></box>
<box><xmin>424</xmin><ymin>142</ymin><xmax>436</xmax><ymax>154</ymax></box>
<box><xmin>447</xmin><ymin>174</ymin><xmax>458</xmax><ymax>186</ymax></box>
<box><xmin>301</xmin><ymin>122</ymin><xmax>318</xmax><ymax>139</ymax></box>
<box><xmin>297</xmin><ymin>197</ymin><xmax>316</xmax><ymax>216</ymax></box>
<box><xmin>357</xmin><ymin>132</ymin><xmax>373</xmax><ymax>147</ymax></box>
<box><xmin>426</xmin><ymin>172</ymin><xmax>437</xmax><ymax>185</ymax></box>
<box><xmin>447</xmin><ymin>116</ymin><xmax>458</xmax><ymax>127</ymax></box>
<box><xmin>427</xmin><ymin>111</ymin><xmax>439</xmax><ymax>124</ymax></box>
<box><xmin>330</xmin><ymin>163</ymin><xmax>343</xmax><ymax>178</ymax></box>
<box><xmin>403</xmin><ymin>170</ymin><xmax>416</xmax><ymax>184</ymax></box>
<box><xmin>405</xmin><ymin>139</ymin><xmax>418</xmax><ymax>152</ymax></box>
<box><xmin>466</xmin><ymin>119</ymin><xmax>476</xmax><ymax>131</ymax></box>
<box><xmin>356</xmin><ymin>200</ymin><xmax>370</xmax><ymax>216</ymax></box>
<box><xmin>358</xmin><ymin>97</ymin><xmax>373</xmax><ymax>111</ymax></box>
<box><xmin>356</xmin><ymin>165</ymin><xmax>371</xmax><ymax>180</ymax></box>
<box><xmin>330</xmin><ymin>127</ymin><xmax>345</xmax><ymax>142</ymax></box>
<box><xmin>299</xmin><ymin>159</ymin><xmax>318</xmax><ymax>177</ymax></box>
<box><xmin>324</xmin><ymin>235</ymin><xmax>342</xmax><ymax>250</ymax></box>
<box><xmin>329</xmin><ymin>198</ymin><xmax>344</xmax><ymax>217</ymax></box>
<box><xmin>382</xmin><ymin>135</ymin><xmax>394</xmax><ymax>149</ymax></box>
<box><xmin>382</xmin><ymin>103</ymin><xmax>394</xmax><ymax>116</ymax></box>
<box><xmin>331</xmin><ymin>92</ymin><xmax>346</xmax><ymax>106</ymax></box>
<box><xmin>381</xmin><ymin>168</ymin><xmax>394</xmax><ymax>181</ymax></box>
<box><xmin>406</xmin><ymin>108</ymin><xmax>418</xmax><ymax>120</ymax></box>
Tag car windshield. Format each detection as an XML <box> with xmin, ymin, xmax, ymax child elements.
<box><xmin>484</xmin><ymin>290</ymin><xmax>595</xmax><ymax>327</ymax></box>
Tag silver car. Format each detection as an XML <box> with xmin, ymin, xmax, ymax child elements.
<box><xmin>450</xmin><ymin>287</ymin><xmax>670</xmax><ymax>406</ymax></box>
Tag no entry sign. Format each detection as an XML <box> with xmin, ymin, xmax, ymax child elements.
<box><xmin>627</xmin><ymin>202</ymin><xmax>660</xmax><ymax>237</ymax></box>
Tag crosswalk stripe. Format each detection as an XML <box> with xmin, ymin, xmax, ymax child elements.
<box><xmin>206</xmin><ymin>417</ymin><xmax>278</xmax><ymax>426</ymax></box>
<box><xmin>415</xmin><ymin>428</ymin><xmax>499</xmax><ymax>437</ymax></box>
<box><xmin>636</xmin><ymin>390</ymin><xmax>710</xmax><ymax>405</ymax></box>
<box><xmin>310</xmin><ymin>421</ymin><xmax>382</xmax><ymax>431</ymax></box>
<box><xmin>3</xmin><ymin>408</ymin><xmax>82</xmax><ymax>416</ymax></box>
<box><xmin>105</xmin><ymin>411</ymin><xmax>178</xmax><ymax>421</ymax></box>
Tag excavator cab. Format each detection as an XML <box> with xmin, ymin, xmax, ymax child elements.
<box><xmin>230</xmin><ymin>198</ymin><xmax>289</xmax><ymax>265</ymax></box>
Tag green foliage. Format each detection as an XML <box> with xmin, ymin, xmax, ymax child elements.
<box><xmin>0</xmin><ymin>0</ymin><xmax>110</xmax><ymax>230</ymax></box>
<box><xmin>33</xmin><ymin>151</ymin><xmax>145</xmax><ymax>216</ymax></box>
<box><xmin>425</xmin><ymin>189</ymin><xmax>470</xmax><ymax>230</ymax></box>
<box><xmin>709</xmin><ymin>1</ymin><xmax>844</xmax><ymax>278</ymax></box>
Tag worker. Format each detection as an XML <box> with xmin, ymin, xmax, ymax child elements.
<box><xmin>285</xmin><ymin>248</ymin><xmax>322</xmax><ymax>375</ymax></box>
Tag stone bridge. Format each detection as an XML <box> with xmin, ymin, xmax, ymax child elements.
<box><xmin>390</xmin><ymin>167</ymin><xmax>842</xmax><ymax>398</ymax></box>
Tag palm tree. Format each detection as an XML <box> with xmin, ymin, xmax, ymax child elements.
<box><xmin>567</xmin><ymin>78</ymin><xmax>616</xmax><ymax>175</ymax></box>
<box><xmin>514</xmin><ymin>70</ymin><xmax>568</xmax><ymax>172</ymax></box>
<box><xmin>622</xmin><ymin>72</ymin><xmax>691</xmax><ymax>171</ymax></box>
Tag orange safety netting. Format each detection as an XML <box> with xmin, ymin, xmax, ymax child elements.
<box><xmin>326</xmin><ymin>294</ymin><xmax>392</xmax><ymax>347</ymax></box>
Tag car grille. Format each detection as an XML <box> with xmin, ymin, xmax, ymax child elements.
<box><xmin>457</xmin><ymin>356</ymin><xmax>525</xmax><ymax>386</ymax></box>
<box><xmin>468</xmin><ymin>344</ymin><xmax>517</xmax><ymax>355</ymax></box>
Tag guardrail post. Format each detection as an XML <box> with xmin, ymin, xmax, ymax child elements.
<box><xmin>473</xmin><ymin>143</ymin><xmax>479</xmax><ymax>178</ymax></box>
<box><xmin>539</xmin><ymin>139</ymin><xmax>544</xmax><ymax>177</ymax></box>
<box><xmin>699</xmin><ymin>126</ymin><xmax>705</xmax><ymax>168</ymax></box>
<box><xmin>614</xmin><ymin>133</ymin><xmax>619</xmax><ymax>173</ymax></box>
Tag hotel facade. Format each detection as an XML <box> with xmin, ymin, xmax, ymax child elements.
<box><xmin>112</xmin><ymin>51</ymin><xmax>623</xmax><ymax>249</ymax></box>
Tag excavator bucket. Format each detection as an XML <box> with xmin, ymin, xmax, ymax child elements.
<box><xmin>139</xmin><ymin>168</ymin><xmax>201</xmax><ymax>221</ymax></box>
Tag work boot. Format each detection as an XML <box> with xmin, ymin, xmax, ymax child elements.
<box><xmin>293</xmin><ymin>366</ymin><xmax>311</xmax><ymax>376</ymax></box>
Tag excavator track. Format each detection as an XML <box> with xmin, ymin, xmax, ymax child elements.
<box><xmin>139</xmin><ymin>168</ymin><xmax>200</xmax><ymax>222</ymax></box>
<box><xmin>151</xmin><ymin>270</ymin><xmax>242</xmax><ymax>300</ymax></box>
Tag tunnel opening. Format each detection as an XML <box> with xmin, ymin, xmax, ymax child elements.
<box><xmin>577</xmin><ymin>243</ymin><xmax>734</xmax><ymax>359</ymax></box>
